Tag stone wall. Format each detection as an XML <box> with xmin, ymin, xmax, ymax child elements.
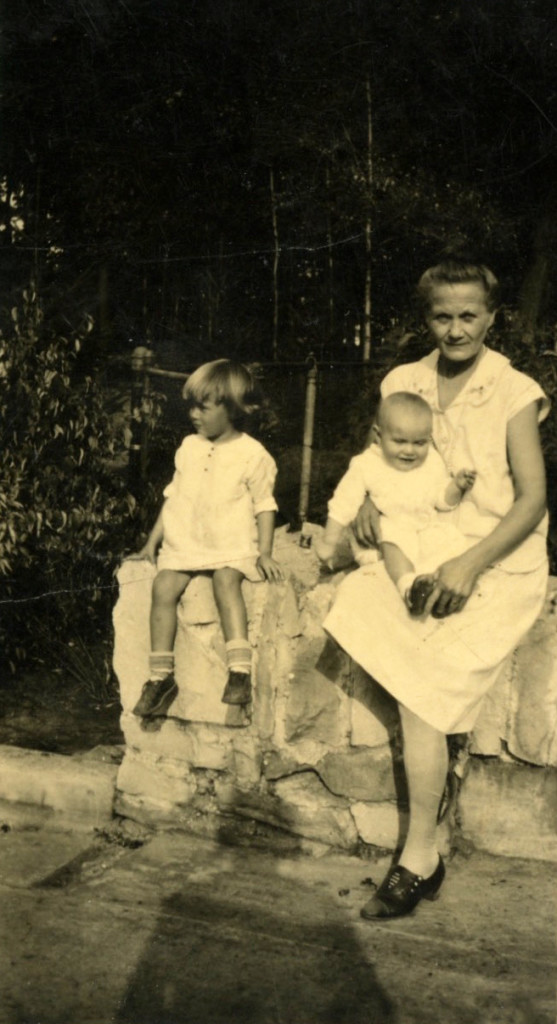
<box><xmin>113</xmin><ymin>531</ymin><xmax>557</xmax><ymax>862</ymax></box>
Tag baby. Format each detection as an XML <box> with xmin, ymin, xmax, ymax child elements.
<box><xmin>315</xmin><ymin>391</ymin><xmax>476</xmax><ymax>614</ymax></box>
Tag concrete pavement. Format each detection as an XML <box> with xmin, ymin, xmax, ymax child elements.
<box><xmin>0</xmin><ymin>815</ymin><xmax>555</xmax><ymax>1024</ymax></box>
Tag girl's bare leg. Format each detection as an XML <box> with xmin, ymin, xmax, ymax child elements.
<box><xmin>213</xmin><ymin>568</ymin><xmax>251</xmax><ymax>704</ymax></box>
<box><xmin>398</xmin><ymin>702</ymin><xmax>448</xmax><ymax>878</ymax></box>
<box><xmin>150</xmin><ymin>569</ymin><xmax>191</xmax><ymax>650</ymax></box>
<box><xmin>212</xmin><ymin>567</ymin><xmax>248</xmax><ymax>640</ymax></box>
<box><xmin>133</xmin><ymin>569</ymin><xmax>191</xmax><ymax>717</ymax></box>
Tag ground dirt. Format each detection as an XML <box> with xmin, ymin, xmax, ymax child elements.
<box><xmin>0</xmin><ymin>669</ymin><xmax>123</xmax><ymax>755</ymax></box>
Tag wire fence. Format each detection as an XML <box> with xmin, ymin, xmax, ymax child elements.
<box><xmin>128</xmin><ymin>348</ymin><xmax>391</xmax><ymax>528</ymax></box>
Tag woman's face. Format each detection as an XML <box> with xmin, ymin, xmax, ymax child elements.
<box><xmin>426</xmin><ymin>282</ymin><xmax>495</xmax><ymax>368</ymax></box>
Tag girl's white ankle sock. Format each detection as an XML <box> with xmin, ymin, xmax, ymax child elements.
<box><xmin>149</xmin><ymin>651</ymin><xmax>175</xmax><ymax>681</ymax></box>
<box><xmin>225</xmin><ymin>639</ymin><xmax>252</xmax><ymax>675</ymax></box>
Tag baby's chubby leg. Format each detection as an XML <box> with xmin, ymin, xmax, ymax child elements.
<box><xmin>212</xmin><ymin>568</ymin><xmax>252</xmax><ymax>706</ymax></box>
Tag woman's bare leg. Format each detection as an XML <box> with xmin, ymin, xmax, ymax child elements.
<box><xmin>398</xmin><ymin>702</ymin><xmax>448</xmax><ymax>878</ymax></box>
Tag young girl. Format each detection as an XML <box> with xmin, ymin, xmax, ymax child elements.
<box><xmin>131</xmin><ymin>359</ymin><xmax>283</xmax><ymax>717</ymax></box>
<box><xmin>315</xmin><ymin>391</ymin><xmax>476</xmax><ymax>614</ymax></box>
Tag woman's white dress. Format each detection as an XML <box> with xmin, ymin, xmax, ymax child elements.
<box><xmin>323</xmin><ymin>347</ymin><xmax>549</xmax><ymax>733</ymax></box>
<box><xmin>157</xmin><ymin>432</ymin><xmax>278</xmax><ymax>581</ymax></box>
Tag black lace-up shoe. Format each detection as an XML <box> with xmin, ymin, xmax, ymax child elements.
<box><xmin>221</xmin><ymin>671</ymin><xmax>252</xmax><ymax>705</ymax></box>
<box><xmin>360</xmin><ymin>857</ymin><xmax>445</xmax><ymax>919</ymax></box>
<box><xmin>133</xmin><ymin>673</ymin><xmax>178</xmax><ymax>717</ymax></box>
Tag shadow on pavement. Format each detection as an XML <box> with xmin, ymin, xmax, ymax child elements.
<box><xmin>116</xmin><ymin>881</ymin><xmax>396</xmax><ymax>1024</ymax></box>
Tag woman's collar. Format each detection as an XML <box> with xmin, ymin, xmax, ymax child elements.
<box><xmin>416</xmin><ymin>347</ymin><xmax>510</xmax><ymax>409</ymax></box>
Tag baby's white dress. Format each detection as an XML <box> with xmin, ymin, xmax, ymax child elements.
<box><xmin>328</xmin><ymin>444</ymin><xmax>468</xmax><ymax>570</ymax></box>
<box><xmin>324</xmin><ymin>347</ymin><xmax>549</xmax><ymax>733</ymax></box>
<box><xmin>157</xmin><ymin>433</ymin><xmax>278</xmax><ymax>580</ymax></box>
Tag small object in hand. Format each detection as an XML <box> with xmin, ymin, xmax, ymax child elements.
<box><xmin>407</xmin><ymin>575</ymin><xmax>437</xmax><ymax>616</ymax></box>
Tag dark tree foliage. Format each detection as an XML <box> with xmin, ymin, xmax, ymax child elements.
<box><xmin>2</xmin><ymin>0</ymin><xmax>557</xmax><ymax>364</ymax></box>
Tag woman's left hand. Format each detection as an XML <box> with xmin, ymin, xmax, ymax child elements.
<box><xmin>424</xmin><ymin>553</ymin><xmax>481</xmax><ymax>618</ymax></box>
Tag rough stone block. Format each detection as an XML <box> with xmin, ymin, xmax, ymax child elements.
<box><xmin>316</xmin><ymin>746</ymin><xmax>398</xmax><ymax>802</ymax></box>
<box><xmin>505</xmin><ymin>584</ymin><xmax>557</xmax><ymax>766</ymax></box>
<box><xmin>284</xmin><ymin>634</ymin><xmax>349</xmax><ymax>747</ymax></box>
<box><xmin>272</xmin><ymin>772</ymin><xmax>358</xmax><ymax>849</ymax></box>
<box><xmin>349</xmin><ymin>666</ymin><xmax>400</xmax><ymax>748</ymax></box>
<box><xmin>215</xmin><ymin>772</ymin><xmax>358</xmax><ymax>849</ymax></box>
<box><xmin>459</xmin><ymin>758</ymin><xmax>557</xmax><ymax>862</ymax></box>
<box><xmin>471</xmin><ymin>580</ymin><xmax>557</xmax><ymax>766</ymax></box>
<box><xmin>351</xmin><ymin>801</ymin><xmax>403</xmax><ymax>850</ymax></box>
<box><xmin>121</xmin><ymin>714</ymin><xmax>232</xmax><ymax>770</ymax></box>
<box><xmin>231</xmin><ymin>733</ymin><xmax>263</xmax><ymax>788</ymax></box>
<box><xmin>0</xmin><ymin>745</ymin><xmax>117</xmax><ymax>827</ymax></box>
<box><xmin>469</xmin><ymin>659</ymin><xmax>510</xmax><ymax>757</ymax></box>
<box><xmin>117</xmin><ymin>750</ymin><xmax>196</xmax><ymax>807</ymax></box>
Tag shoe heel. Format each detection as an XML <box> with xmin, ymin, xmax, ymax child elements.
<box><xmin>424</xmin><ymin>888</ymin><xmax>442</xmax><ymax>902</ymax></box>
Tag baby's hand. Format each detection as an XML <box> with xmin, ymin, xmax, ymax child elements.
<box><xmin>127</xmin><ymin>542</ymin><xmax>157</xmax><ymax>565</ymax></box>
<box><xmin>256</xmin><ymin>554</ymin><xmax>284</xmax><ymax>583</ymax></box>
<box><xmin>313</xmin><ymin>537</ymin><xmax>336</xmax><ymax>567</ymax></box>
<box><xmin>455</xmin><ymin>468</ymin><xmax>476</xmax><ymax>493</ymax></box>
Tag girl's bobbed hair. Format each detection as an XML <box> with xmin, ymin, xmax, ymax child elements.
<box><xmin>416</xmin><ymin>258</ymin><xmax>500</xmax><ymax>313</ymax></box>
<box><xmin>182</xmin><ymin>359</ymin><xmax>263</xmax><ymax>429</ymax></box>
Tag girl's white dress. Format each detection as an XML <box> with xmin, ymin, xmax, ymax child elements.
<box><xmin>323</xmin><ymin>347</ymin><xmax>550</xmax><ymax>734</ymax></box>
<box><xmin>157</xmin><ymin>433</ymin><xmax>278</xmax><ymax>581</ymax></box>
<box><xmin>328</xmin><ymin>444</ymin><xmax>469</xmax><ymax>570</ymax></box>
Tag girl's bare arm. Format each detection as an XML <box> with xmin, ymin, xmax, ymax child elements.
<box><xmin>128</xmin><ymin>507</ymin><xmax>165</xmax><ymax>564</ymax></box>
<box><xmin>256</xmin><ymin>510</ymin><xmax>283</xmax><ymax>582</ymax></box>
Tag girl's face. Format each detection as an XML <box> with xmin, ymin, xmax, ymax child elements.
<box><xmin>189</xmin><ymin>397</ymin><xmax>236</xmax><ymax>441</ymax></box>
<box><xmin>426</xmin><ymin>282</ymin><xmax>495</xmax><ymax>369</ymax></box>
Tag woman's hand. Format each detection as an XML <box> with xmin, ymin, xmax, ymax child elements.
<box><xmin>351</xmin><ymin>495</ymin><xmax>382</xmax><ymax>548</ymax></box>
<box><xmin>256</xmin><ymin>553</ymin><xmax>284</xmax><ymax>583</ymax></box>
<box><xmin>424</xmin><ymin>552</ymin><xmax>481</xmax><ymax>618</ymax></box>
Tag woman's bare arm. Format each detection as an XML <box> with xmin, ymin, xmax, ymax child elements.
<box><xmin>427</xmin><ymin>402</ymin><xmax>547</xmax><ymax>617</ymax></box>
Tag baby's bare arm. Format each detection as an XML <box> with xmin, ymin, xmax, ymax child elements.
<box><xmin>445</xmin><ymin>469</ymin><xmax>476</xmax><ymax>507</ymax></box>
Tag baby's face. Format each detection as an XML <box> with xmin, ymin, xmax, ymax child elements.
<box><xmin>378</xmin><ymin>408</ymin><xmax>431</xmax><ymax>471</ymax></box>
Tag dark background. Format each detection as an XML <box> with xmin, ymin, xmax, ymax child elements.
<box><xmin>2</xmin><ymin>0</ymin><xmax>557</xmax><ymax>682</ymax></box>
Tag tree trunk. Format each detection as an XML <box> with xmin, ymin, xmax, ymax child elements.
<box><xmin>362</xmin><ymin>78</ymin><xmax>373</xmax><ymax>363</ymax></box>
<box><xmin>519</xmin><ymin>181</ymin><xmax>557</xmax><ymax>347</ymax></box>
<box><xmin>270</xmin><ymin>166</ymin><xmax>279</xmax><ymax>360</ymax></box>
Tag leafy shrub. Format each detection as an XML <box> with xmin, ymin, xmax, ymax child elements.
<box><xmin>0</xmin><ymin>288</ymin><xmax>151</xmax><ymax>674</ymax></box>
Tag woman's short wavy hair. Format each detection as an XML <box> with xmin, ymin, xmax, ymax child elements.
<box><xmin>182</xmin><ymin>359</ymin><xmax>263</xmax><ymax>428</ymax></box>
<box><xmin>416</xmin><ymin>259</ymin><xmax>500</xmax><ymax>313</ymax></box>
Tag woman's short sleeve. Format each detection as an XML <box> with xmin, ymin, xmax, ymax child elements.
<box><xmin>380</xmin><ymin>364</ymin><xmax>413</xmax><ymax>399</ymax></box>
<box><xmin>506</xmin><ymin>369</ymin><xmax>550</xmax><ymax>425</ymax></box>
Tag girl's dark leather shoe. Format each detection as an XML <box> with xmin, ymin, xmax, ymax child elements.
<box><xmin>360</xmin><ymin>857</ymin><xmax>445</xmax><ymax>920</ymax></box>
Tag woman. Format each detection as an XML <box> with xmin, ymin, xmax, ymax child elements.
<box><xmin>323</xmin><ymin>259</ymin><xmax>549</xmax><ymax>919</ymax></box>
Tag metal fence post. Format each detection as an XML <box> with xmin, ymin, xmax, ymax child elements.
<box><xmin>129</xmin><ymin>345</ymin><xmax>154</xmax><ymax>494</ymax></box>
<box><xmin>298</xmin><ymin>354</ymin><xmax>318</xmax><ymax>531</ymax></box>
